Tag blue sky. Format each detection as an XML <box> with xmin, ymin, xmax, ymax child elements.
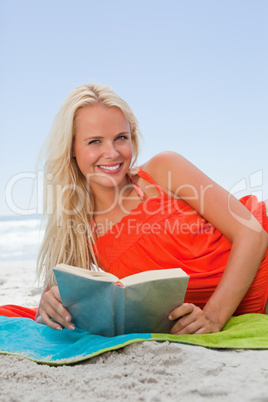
<box><xmin>1</xmin><ymin>0</ymin><xmax>267</xmax><ymax>217</ymax></box>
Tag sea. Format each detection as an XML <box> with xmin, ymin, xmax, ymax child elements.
<box><xmin>0</xmin><ymin>215</ymin><xmax>45</xmax><ymax>307</ymax></box>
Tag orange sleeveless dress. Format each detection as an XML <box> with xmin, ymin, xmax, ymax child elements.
<box><xmin>93</xmin><ymin>168</ymin><xmax>268</xmax><ymax>315</ymax></box>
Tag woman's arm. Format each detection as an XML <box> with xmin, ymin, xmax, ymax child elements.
<box><xmin>144</xmin><ymin>151</ymin><xmax>268</xmax><ymax>334</ymax></box>
<box><xmin>35</xmin><ymin>285</ymin><xmax>75</xmax><ymax>331</ymax></box>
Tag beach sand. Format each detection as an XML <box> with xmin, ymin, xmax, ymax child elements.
<box><xmin>1</xmin><ymin>341</ymin><xmax>268</xmax><ymax>401</ymax></box>
<box><xmin>1</xmin><ymin>260</ymin><xmax>268</xmax><ymax>401</ymax></box>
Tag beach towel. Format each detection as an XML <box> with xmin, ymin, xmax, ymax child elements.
<box><xmin>0</xmin><ymin>313</ymin><xmax>268</xmax><ymax>365</ymax></box>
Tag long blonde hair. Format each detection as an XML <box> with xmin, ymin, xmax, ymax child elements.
<box><xmin>37</xmin><ymin>84</ymin><xmax>141</xmax><ymax>288</ymax></box>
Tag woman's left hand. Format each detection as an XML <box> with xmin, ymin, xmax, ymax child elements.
<box><xmin>168</xmin><ymin>303</ymin><xmax>222</xmax><ymax>335</ymax></box>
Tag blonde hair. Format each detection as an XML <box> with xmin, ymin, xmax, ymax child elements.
<box><xmin>37</xmin><ymin>83</ymin><xmax>141</xmax><ymax>288</ymax></box>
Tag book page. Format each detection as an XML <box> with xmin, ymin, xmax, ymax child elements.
<box><xmin>55</xmin><ymin>264</ymin><xmax>119</xmax><ymax>282</ymax></box>
<box><xmin>121</xmin><ymin>268</ymin><xmax>188</xmax><ymax>286</ymax></box>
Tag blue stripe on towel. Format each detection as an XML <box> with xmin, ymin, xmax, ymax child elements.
<box><xmin>0</xmin><ymin>316</ymin><xmax>152</xmax><ymax>365</ymax></box>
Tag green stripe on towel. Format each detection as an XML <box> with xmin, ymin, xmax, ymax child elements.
<box><xmin>152</xmin><ymin>314</ymin><xmax>268</xmax><ymax>349</ymax></box>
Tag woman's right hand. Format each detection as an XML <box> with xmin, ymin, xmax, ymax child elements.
<box><xmin>35</xmin><ymin>286</ymin><xmax>75</xmax><ymax>331</ymax></box>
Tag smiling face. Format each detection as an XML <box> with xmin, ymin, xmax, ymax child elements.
<box><xmin>73</xmin><ymin>103</ymin><xmax>133</xmax><ymax>194</ymax></box>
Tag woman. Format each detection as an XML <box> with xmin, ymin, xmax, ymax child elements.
<box><xmin>35</xmin><ymin>83</ymin><xmax>268</xmax><ymax>335</ymax></box>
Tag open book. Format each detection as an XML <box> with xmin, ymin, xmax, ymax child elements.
<box><xmin>53</xmin><ymin>264</ymin><xmax>189</xmax><ymax>337</ymax></box>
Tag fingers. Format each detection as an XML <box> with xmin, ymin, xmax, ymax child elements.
<box><xmin>170</xmin><ymin>318</ymin><xmax>205</xmax><ymax>335</ymax></box>
<box><xmin>38</xmin><ymin>286</ymin><xmax>75</xmax><ymax>331</ymax></box>
<box><xmin>169</xmin><ymin>303</ymin><xmax>212</xmax><ymax>335</ymax></box>
<box><xmin>169</xmin><ymin>303</ymin><xmax>195</xmax><ymax>321</ymax></box>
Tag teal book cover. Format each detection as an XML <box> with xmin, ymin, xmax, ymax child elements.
<box><xmin>53</xmin><ymin>265</ymin><xmax>189</xmax><ymax>337</ymax></box>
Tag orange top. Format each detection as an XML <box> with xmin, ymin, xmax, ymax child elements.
<box><xmin>93</xmin><ymin>168</ymin><xmax>268</xmax><ymax>315</ymax></box>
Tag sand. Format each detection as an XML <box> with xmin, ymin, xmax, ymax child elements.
<box><xmin>1</xmin><ymin>340</ymin><xmax>268</xmax><ymax>401</ymax></box>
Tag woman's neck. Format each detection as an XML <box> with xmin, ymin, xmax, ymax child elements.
<box><xmin>92</xmin><ymin>175</ymin><xmax>131</xmax><ymax>215</ymax></box>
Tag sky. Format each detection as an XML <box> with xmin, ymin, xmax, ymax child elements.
<box><xmin>1</xmin><ymin>0</ymin><xmax>267</xmax><ymax>217</ymax></box>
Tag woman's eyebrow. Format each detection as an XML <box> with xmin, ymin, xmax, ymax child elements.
<box><xmin>115</xmin><ymin>131</ymin><xmax>130</xmax><ymax>136</ymax></box>
<box><xmin>84</xmin><ymin>131</ymin><xmax>130</xmax><ymax>141</ymax></box>
<box><xmin>85</xmin><ymin>135</ymin><xmax>103</xmax><ymax>140</ymax></box>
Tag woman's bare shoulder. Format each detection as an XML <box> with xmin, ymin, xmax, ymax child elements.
<box><xmin>137</xmin><ymin>151</ymin><xmax>185</xmax><ymax>182</ymax></box>
<box><xmin>135</xmin><ymin>152</ymin><xmax>186</xmax><ymax>195</ymax></box>
<box><xmin>138</xmin><ymin>151</ymin><xmax>183</xmax><ymax>171</ymax></box>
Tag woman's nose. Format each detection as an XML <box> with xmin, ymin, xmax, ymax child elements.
<box><xmin>102</xmin><ymin>142</ymin><xmax>119</xmax><ymax>159</ymax></box>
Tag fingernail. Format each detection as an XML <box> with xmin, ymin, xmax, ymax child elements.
<box><xmin>68</xmin><ymin>324</ymin><xmax>75</xmax><ymax>330</ymax></box>
<box><xmin>56</xmin><ymin>326</ymin><xmax>62</xmax><ymax>330</ymax></box>
<box><xmin>66</xmin><ymin>316</ymin><xmax>70</xmax><ymax>322</ymax></box>
<box><xmin>168</xmin><ymin>314</ymin><xmax>173</xmax><ymax>320</ymax></box>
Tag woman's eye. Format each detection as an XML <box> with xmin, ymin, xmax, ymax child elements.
<box><xmin>88</xmin><ymin>139</ymin><xmax>100</xmax><ymax>145</ymax></box>
<box><xmin>116</xmin><ymin>135</ymin><xmax>128</xmax><ymax>141</ymax></box>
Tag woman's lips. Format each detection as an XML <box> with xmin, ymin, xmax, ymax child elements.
<box><xmin>97</xmin><ymin>163</ymin><xmax>123</xmax><ymax>173</ymax></box>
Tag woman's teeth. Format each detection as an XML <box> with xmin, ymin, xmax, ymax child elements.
<box><xmin>98</xmin><ymin>164</ymin><xmax>121</xmax><ymax>171</ymax></box>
